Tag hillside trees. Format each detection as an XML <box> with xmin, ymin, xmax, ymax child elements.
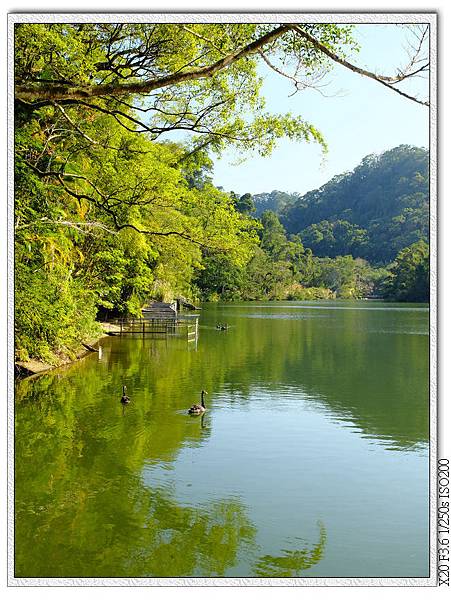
<box><xmin>280</xmin><ymin>145</ymin><xmax>429</xmax><ymax>263</ymax></box>
<box><xmin>383</xmin><ymin>240</ymin><xmax>429</xmax><ymax>302</ymax></box>
<box><xmin>252</xmin><ymin>190</ymin><xmax>297</xmax><ymax>217</ymax></box>
<box><xmin>299</xmin><ymin>220</ymin><xmax>369</xmax><ymax>258</ymax></box>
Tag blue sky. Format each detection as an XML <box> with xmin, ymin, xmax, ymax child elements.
<box><xmin>210</xmin><ymin>24</ymin><xmax>430</xmax><ymax>197</ymax></box>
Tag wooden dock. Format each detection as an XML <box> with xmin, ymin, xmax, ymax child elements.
<box><xmin>108</xmin><ymin>315</ymin><xmax>199</xmax><ymax>343</ymax></box>
<box><xmin>107</xmin><ymin>301</ymin><xmax>199</xmax><ymax>344</ymax></box>
<box><xmin>141</xmin><ymin>301</ymin><xmax>177</xmax><ymax>319</ymax></box>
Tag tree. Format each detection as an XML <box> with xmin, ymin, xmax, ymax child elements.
<box><xmin>15</xmin><ymin>23</ymin><xmax>429</xmax><ymax>106</ymax></box>
<box><xmin>260</xmin><ymin>210</ymin><xmax>288</xmax><ymax>259</ymax></box>
<box><xmin>240</xmin><ymin>247</ymin><xmax>294</xmax><ymax>300</ymax></box>
<box><xmin>233</xmin><ymin>193</ymin><xmax>256</xmax><ymax>215</ymax></box>
<box><xmin>308</xmin><ymin>255</ymin><xmax>384</xmax><ymax>298</ymax></box>
<box><xmin>384</xmin><ymin>240</ymin><xmax>429</xmax><ymax>302</ymax></box>
<box><xmin>193</xmin><ymin>252</ymin><xmax>245</xmax><ymax>301</ymax></box>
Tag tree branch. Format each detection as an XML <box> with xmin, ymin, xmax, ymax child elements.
<box><xmin>15</xmin><ymin>217</ymin><xmax>118</xmax><ymax>235</ymax></box>
<box><xmin>24</xmin><ymin>159</ymin><xmax>208</xmax><ymax>246</ymax></box>
<box><xmin>15</xmin><ymin>25</ymin><xmax>293</xmax><ymax>102</ymax></box>
<box><xmin>291</xmin><ymin>25</ymin><xmax>429</xmax><ymax>107</ymax></box>
<box><xmin>15</xmin><ymin>23</ymin><xmax>429</xmax><ymax>111</ymax></box>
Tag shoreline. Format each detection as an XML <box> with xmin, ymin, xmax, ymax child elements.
<box><xmin>14</xmin><ymin>322</ymin><xmax>121</xmax><ymax>379</ymax></box>
<box><xmin>14</xmin><ymin>297</ymin><xmax>424</xmax><ymax>379</ymax></box>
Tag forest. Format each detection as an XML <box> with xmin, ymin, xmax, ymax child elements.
<box><xmin>277</xmin><ymin>145</ymin><xmax>429</xmax><ymax>264</ymax></box>
<box><xmin>14</xmin><ymin>23</ymin><xmax>430</xmax><ymax>365</ymax></box>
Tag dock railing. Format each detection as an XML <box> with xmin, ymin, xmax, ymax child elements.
<box><xmin>108</xmin><ymin>314</ymin><xmax>199</xmax><ymax>343</ymax></box>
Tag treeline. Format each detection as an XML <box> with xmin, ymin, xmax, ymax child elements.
<box><xmin>195</xmin><ymin>208</ymin><xmax>429</xmax><ymax>303</ymax></box>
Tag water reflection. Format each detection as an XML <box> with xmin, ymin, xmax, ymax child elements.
<box><xmin>14</xmin><ymin>301</ymin><xmax>429</xmax><ymax>578</ymax></box>
<box><xmin>201</xmin><ymin>301</ymin><xmax>429</xmax><ymax>450</ymax></box>
<box><xmin>254</xmin><ymin>522</ymin><xmax>327</xmax><ymax>577</ymax></box>
<box><xmin>15</xmin><ymin>365</ymin><xmax>323</xmax><ymax>577</ymax></box>
<box><xmin>14</xmin><ymin>366</ymin><xmax>255</xmax><ymax>577</ymax></box>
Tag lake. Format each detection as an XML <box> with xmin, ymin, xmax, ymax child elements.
<box><xmin>14</xmin><ymin>300</ymin><xmax>430</xmax><ymax>579</ymax></box>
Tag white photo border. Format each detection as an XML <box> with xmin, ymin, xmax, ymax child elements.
<box><xmin>7</xmin><ymin>11</ymin><xmax>438</xmax><ymax>587</ymax></box>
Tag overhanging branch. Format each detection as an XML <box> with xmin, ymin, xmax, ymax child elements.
<box><xmin>15</xmin><ymin>23</ymin><xmax>429</xmax><ymax>108</ymax></box>
<box><xmin>291</xmin><ymin>25</ymin><xmax>429</xmax><ymax>107</ymax></box>
<box><xmin>15</xmin><ymin>25</ymin><xmax>293</xmax><ymax>102</ymax></box>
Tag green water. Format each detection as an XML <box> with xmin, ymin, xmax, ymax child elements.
<box><xmin>15</xmin><ymin>300</ymin><xmax>430</xmax><ymax>579</ymax></box>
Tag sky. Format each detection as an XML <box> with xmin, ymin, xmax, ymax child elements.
<box><xmin>209</xmin><ymin>24</ymin><xmax>430</xmax><ymax>197</ymax></box>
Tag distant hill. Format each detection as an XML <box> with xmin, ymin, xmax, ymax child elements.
<box><xmin>257</xmin><ymin>145</ymin><xmax>429</xmax><ymax>265</ymax></box>
<box><xmin>252</xmin><ymin>190</ymin><xmax>298</xmax><ymax>217</ymax></box>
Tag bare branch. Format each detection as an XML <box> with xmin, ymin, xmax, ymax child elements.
<box><xmin>53</xmin><ymin>103</ymin><xmax>100</xmax><ymax>146</ymax></box>
<box><xmin>291</xmin><ymin>25</ymin><xmax>429</xmax><ymax>107</ymax></box>
<box><xmin>258</xmin><ymin>49</ymin><xmax>332</xmax><ymax>98</ymax></box>
<box><xmin>15</xmin><ymin>217</ymin><xmax>118</xmax><ymax>235</ymax></box>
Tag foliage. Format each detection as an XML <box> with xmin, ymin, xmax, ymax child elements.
<box><xmin>15</xmin><ymin>23</ymin><xmax>338</xmax><ymax>156</ymax></box>
<box><xmin>194</xmin><ymin>208</ymin><xmax>406</xmax><ymax>302</ymax></box>
<box><xmin>300</xmin><ymin>220</ymin><xmax>369</xmax><ymax>257</ymax></box>
<box><xmin>308</xmin><ymin>256</ymin><xmax>387</xmax><ymax>299</ymax></box>
<box><xmin>383</xmin><ymin>240</ymin><xmax>429</xmax><ymax>302</ymax></box>
<box><xmin>192</xmin><ymin>253</ymin><xmax>245</xmax><ymax>301</ymax></box>
<box><xmin>15</xmin><ymin>103</ymin><xmax>259</xmax><ymax>361</ymax></box>
<box><xmin>15</xmin><ymin>264</ymin><xmax>101</xmax><ymax>364</ymax></box>
<box><xmin>231</xmin><ymin>192</ymin><xmax>256</xmax><ymax>215</ymax></box>
<box><xmin>279</xmin><ymin>145</ymin><xmax>429</xmax><ymax>263</ymax></box>
<box><xmin>285</xmin><ymin>284</ymin><xmax>335</xmax><ymax>300</ymax></box>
